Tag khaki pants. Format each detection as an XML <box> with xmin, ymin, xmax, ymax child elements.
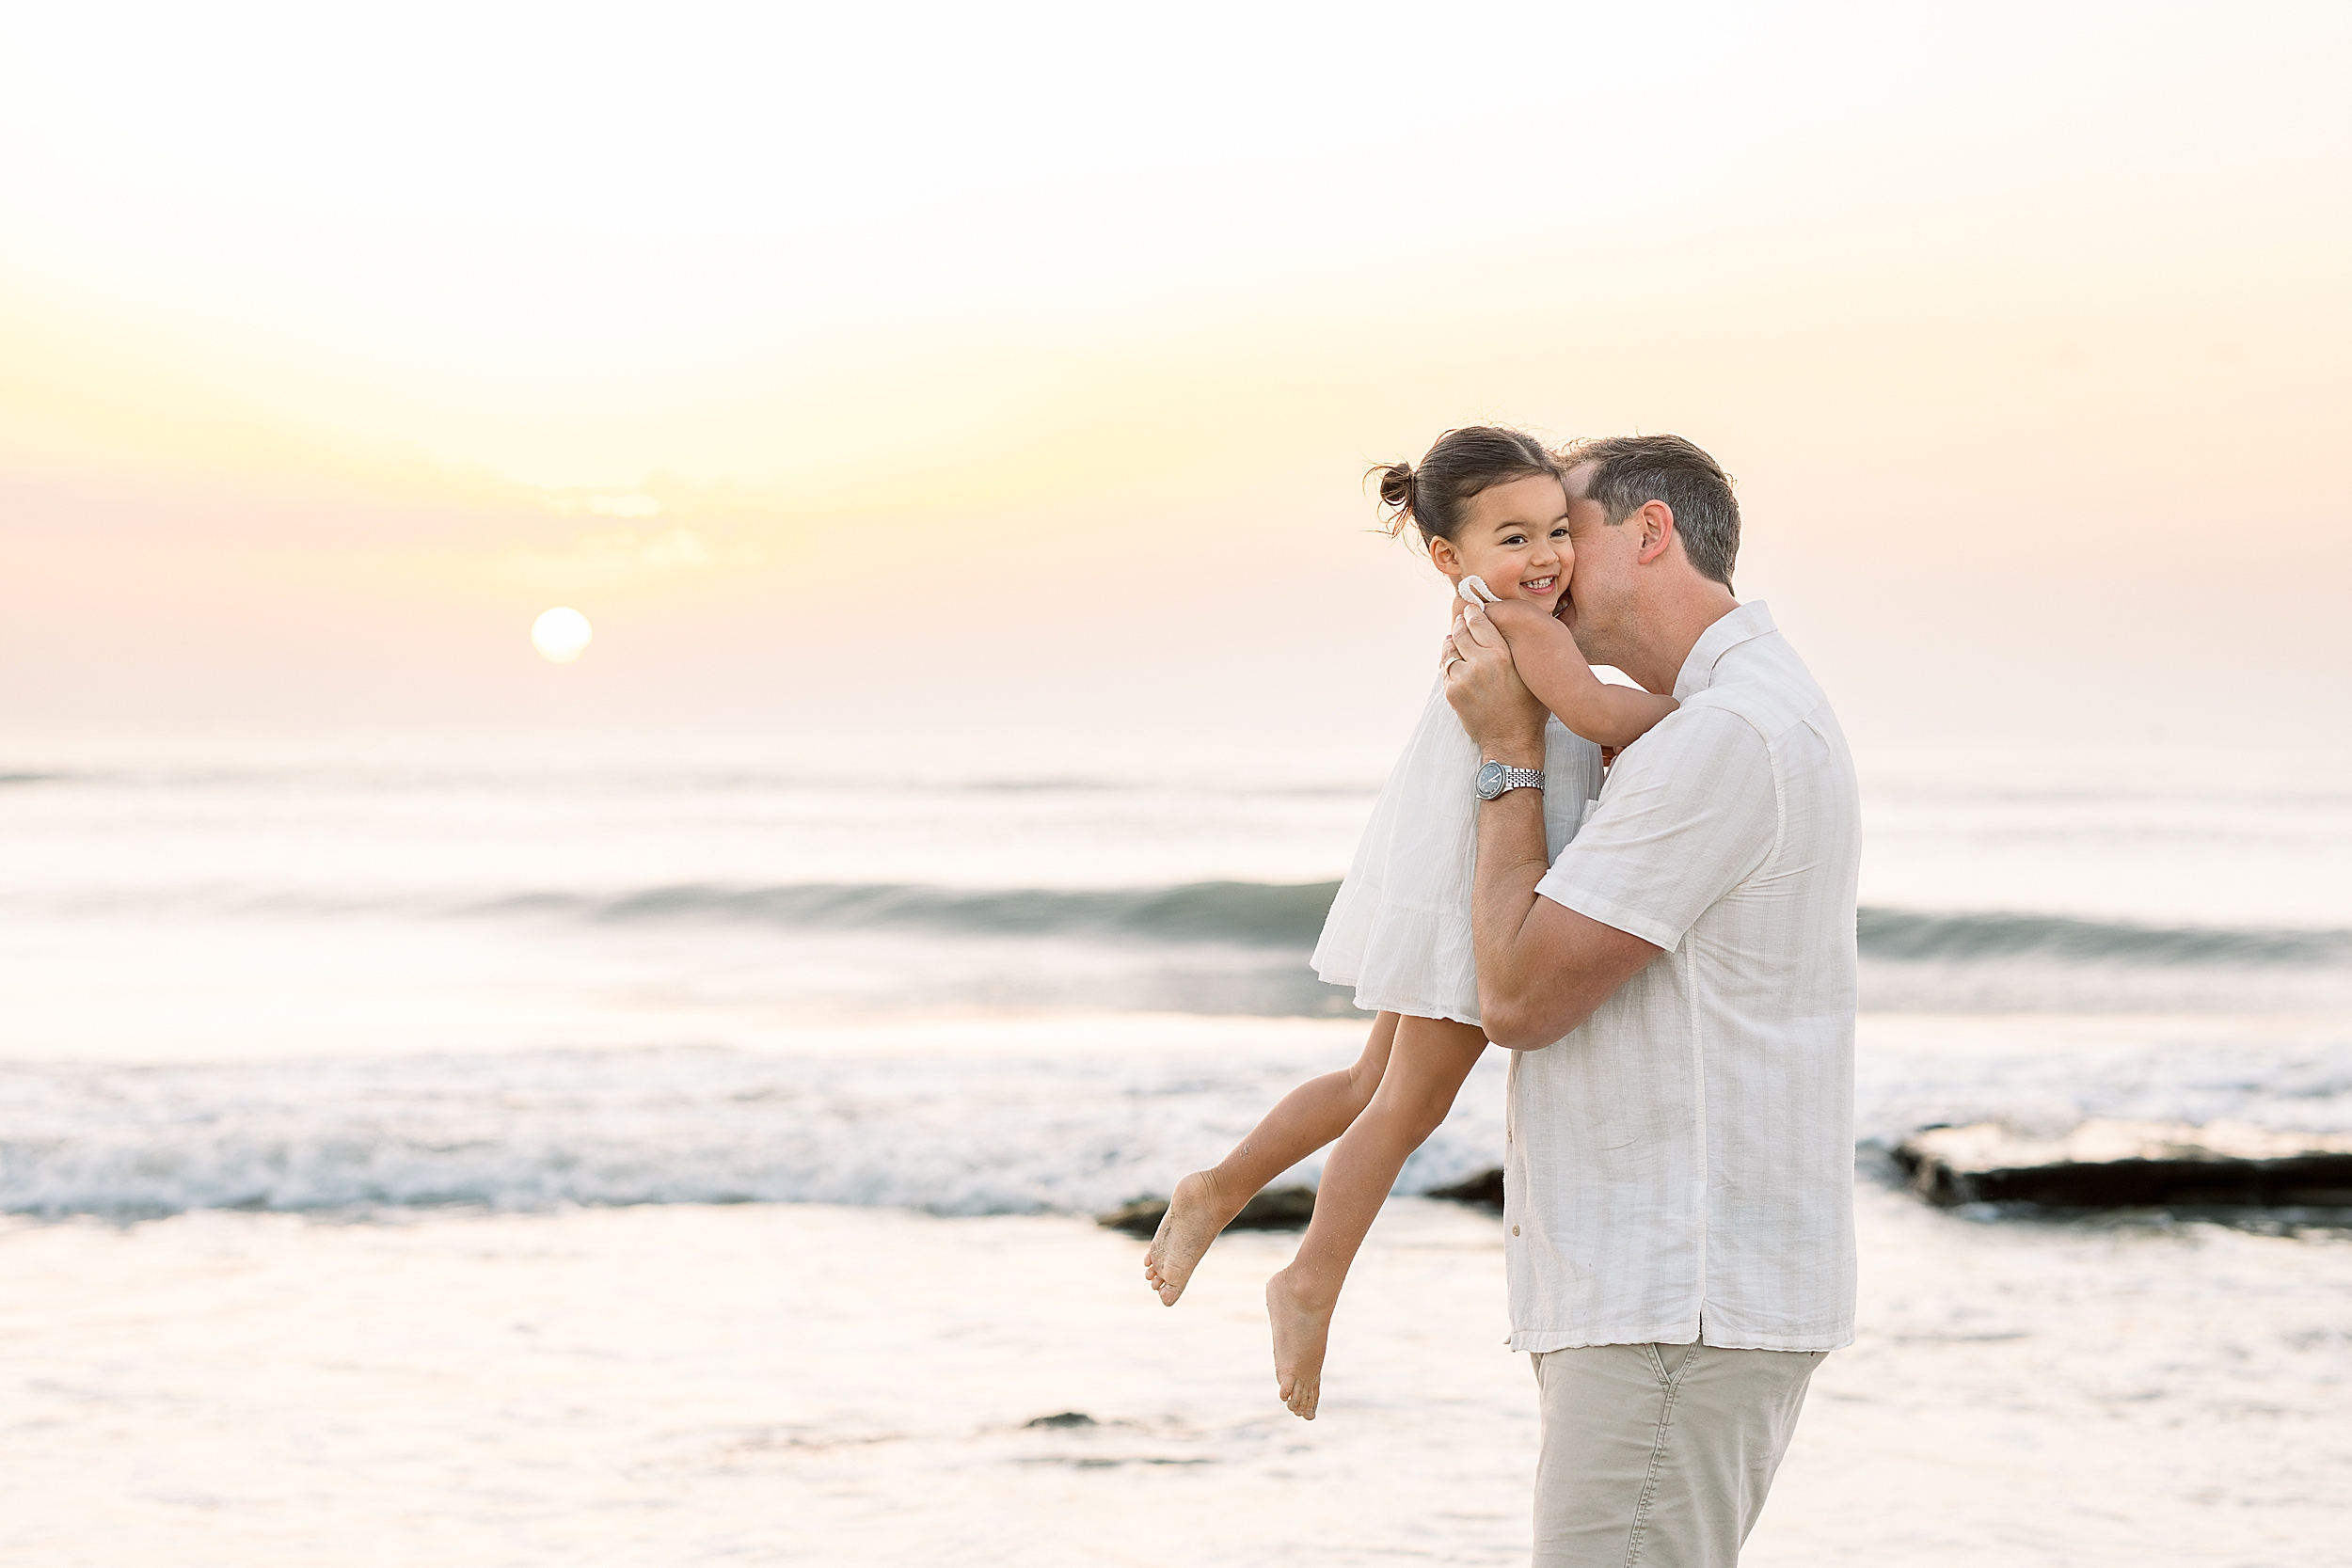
<box><xmin>1530</xmin><ymin>1341</ymin><xmax>1824</xmax><ymax>1567</ymax></box>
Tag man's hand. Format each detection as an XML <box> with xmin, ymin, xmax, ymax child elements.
<box><xmin>1443</xmin><ymin>600</ymin><xmax>1547</xmax><ymax>758</ymax></box>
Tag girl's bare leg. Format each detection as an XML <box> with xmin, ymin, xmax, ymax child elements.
<box><xmin>1266</xmin><ymin>1014</ymin><xmax>1487</xmax><ymax>1418</ymax></box>
<box><xmin>1144</xmin><ymin>1012</ymin><xmax>1399</xmax><ymax>1306</ymax></box>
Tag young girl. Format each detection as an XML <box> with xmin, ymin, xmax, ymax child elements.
<box><xmin>1141</xmin><ymin>426</ymin><xmax>1679</xmax><ymax>1420</ymax></box>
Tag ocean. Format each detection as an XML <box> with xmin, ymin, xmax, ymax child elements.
<box><xmin>4</xmin><ymin>734</ymin><xmax>2349</xmax><ymax>1564</ymax></box>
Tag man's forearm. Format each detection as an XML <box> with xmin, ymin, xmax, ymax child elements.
<box><xmin>1449</xmin><ymin>600</ymin><xmax>1661</xmax><ymax>1045</ymax></box>
<box><xmin>1469</xmin><ymin>732</ymin><xmax>1554</xmax><ymax>1046</ymax></box>
<box><xmin>1468</xmin><ymin>734</ymin><xmax>1665</xmax><ymax>1049</ymax></box>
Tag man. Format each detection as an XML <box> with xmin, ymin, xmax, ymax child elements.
<box><xmin>1442</xmin><ymin>435</ymin><xmax>1860</xmax><ymax>1567</ymax></box>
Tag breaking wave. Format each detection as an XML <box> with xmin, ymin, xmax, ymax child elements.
<box><xmin>1859</xmin><ymin>908</ymin><xmax>2351</xmax><ymax>968</ymax></box>
<box><xmin>501</xmin><ymin>880</ymin><xmax>1349</xmax><ymax>947</ymax></box>
<box><xmin>487</xmin><ymin>881</ymin><xmax>2352</xmax><ymax>970</ymax></box>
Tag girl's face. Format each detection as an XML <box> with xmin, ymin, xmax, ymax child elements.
<box><xmin>1428</xmin><ymin>473</ymin><xmax>1571</xmax><ymax>609</ymax></box>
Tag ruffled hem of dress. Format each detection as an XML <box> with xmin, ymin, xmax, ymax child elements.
<box><xmin>1339</xmin><ymin>989</ymin><xmax>1483</xmax><ymax>1029</ymax></box>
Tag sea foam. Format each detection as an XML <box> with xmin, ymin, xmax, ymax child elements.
<box><xmin>8</xmin><ymin>1022</ymin><xmax>2350</xmax><ymax>1219</ymax></box>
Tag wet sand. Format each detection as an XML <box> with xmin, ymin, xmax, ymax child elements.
<box><xmin>3</xmin><ymin>1189</ymin><xmax>2345</xmax><ymax>1566</ymax></box>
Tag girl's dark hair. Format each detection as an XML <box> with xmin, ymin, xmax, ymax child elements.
<box><xmin>1373</xmin><ymin>426</ymin><xmax>1561</xmax><ymax>546</ymax></box>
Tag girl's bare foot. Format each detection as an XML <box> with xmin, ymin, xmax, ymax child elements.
<box><xmin>1143</xmin><ymin>1170</ymin><xmax>1243</xmax><ymax>1306</ymax></box>
<box><xmin>1264</xmin><ymin>1265</ymin><xmax>1334</xmax><ymax>1420</ymax></box>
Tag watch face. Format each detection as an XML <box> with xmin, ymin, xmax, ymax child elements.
<box><xmin>1475</xmin><ymin>760</ymin><xmax>1505</xmax><ymax>800</ymax></box>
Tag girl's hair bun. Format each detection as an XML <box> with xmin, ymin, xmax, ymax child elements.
<box><xmin>1377</xmin><ymin>461</ymin><xmax>1415</xmax><ymax>509</ymax></box>
<box><xmin>1374</xmin><ymin>461</ymin><xmax>1417</xmax><ymax>535</ymax></box>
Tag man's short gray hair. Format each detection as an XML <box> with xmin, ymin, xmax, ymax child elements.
<box><xmin>1560</xmin><ymin>435</ymin><xmax>1740</xmax><ymax>590</ymax></box>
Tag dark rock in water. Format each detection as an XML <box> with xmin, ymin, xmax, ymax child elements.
<box><xmin>1025</xmin><ymin>1411</ymin><xmax>1096</xmax><ymax>1429</ymax></box>
<box><xmin>1095</xmin><ymin>1183</ymin><xmax>1318</xmax><ymax>1238</ymax></box>
<box><xmin>1895</xmin><ymin>1121</ymin><xmax>2352</xmax><ymax>1210</ymax></box>
<box><xmin>1096</xmin><ymin>1198</ymin><xmax>1167</xmax><ymax>1237</ymax></box>
<box><xmin>1427</xmin><ymin>1168</ymin><xmax>1505</xmax><ymax>1211</ymax></box>
<box><xmin>1226</xmin><ymin>1183</ymin><xmax>1318</xmax><ymax>1228</ymax></box>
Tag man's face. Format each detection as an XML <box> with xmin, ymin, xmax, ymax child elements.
<box><xmin>1560</xmin><ymin>462</ymin><xmax>1638</xmax><ymax>664</ymax></box>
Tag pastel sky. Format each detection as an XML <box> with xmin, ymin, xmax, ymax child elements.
<box><xmin>3</xmin><ymin>2</ymin><xmax>2346</xmax><ymax>758</ymax></box>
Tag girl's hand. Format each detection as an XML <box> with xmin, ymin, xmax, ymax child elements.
<box><xmin>1479</xmin><ymin>597</ymin><xmax>1556</xmax><ymax>642</ymax></box>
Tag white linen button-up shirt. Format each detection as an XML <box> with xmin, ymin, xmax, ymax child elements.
<box><xmin>1503</xmin><ymin>601</ymin><xmax>1860</xmax><ymax>1353</ymax></box>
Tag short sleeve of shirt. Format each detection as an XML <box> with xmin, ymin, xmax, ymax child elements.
<box><xmin>1534</xmin><ymin>705</ymin><xmax>1777</xmax><ymax>952</ymax></box>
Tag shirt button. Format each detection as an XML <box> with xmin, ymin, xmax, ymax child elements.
<box><xmin>1511</xmin><ymin>1225</ymin><xmax>1521</xmax><ymax>1236</ymax></box>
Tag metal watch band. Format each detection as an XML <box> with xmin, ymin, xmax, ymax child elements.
<box><xmin>1475</xmin><ymin>760</ymin><xmax>1546</xmax><ymax>800</ymax></box>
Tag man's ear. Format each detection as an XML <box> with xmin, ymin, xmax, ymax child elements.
<box><xmin>1634</xmin><ymin>501</ymin><xmax>1677</xmax><ymax>566</ymax></box>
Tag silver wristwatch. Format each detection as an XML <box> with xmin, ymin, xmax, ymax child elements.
<box><xmin>1474</xmin><ymin>759</ymin><xmax>1545</xmax><ymax>800</ymax></box>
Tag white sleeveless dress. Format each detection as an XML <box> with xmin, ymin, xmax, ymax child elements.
<box><xmin>1311</xmin><ymin>679</ymin><xmax>1605</xmax><ymax>1028</ymax></box>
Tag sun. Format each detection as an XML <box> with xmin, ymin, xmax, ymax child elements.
<box><xmin>531</xmin><ymin>607</ymin><xmax>593</xmax><ymax>663</ymax></box>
